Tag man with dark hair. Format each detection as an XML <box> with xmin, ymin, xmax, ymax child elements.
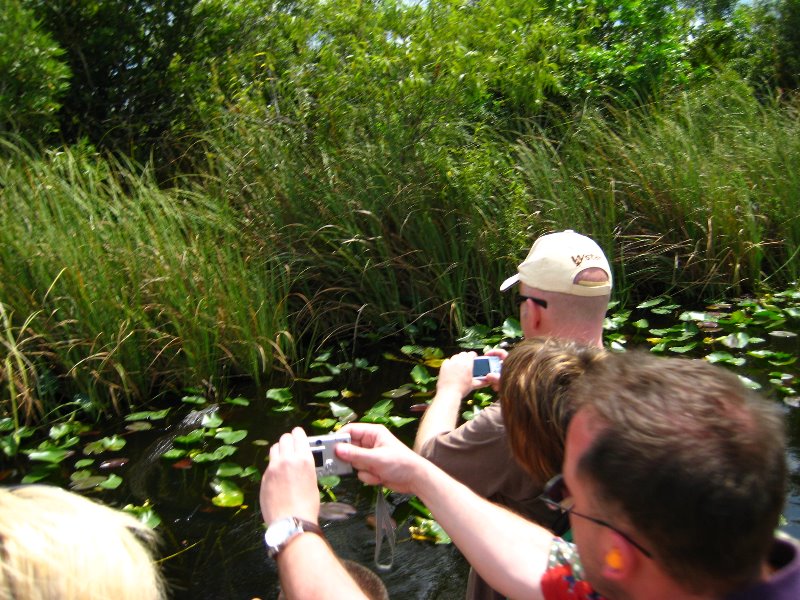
<box><xmin>558</xmin><ymin>353</ymin><xmax>790</xmax><ymax>598</ymax></box>
<box><xmin>260</xmin><ymin>352</ymin><xmax>800</xmax><ymax>599</ymax></box>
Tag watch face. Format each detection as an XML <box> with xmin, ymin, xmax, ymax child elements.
<box><xmin>265</xmin><ymin>517</ymin><xmax>297</xmax><ymax>548</ymax></box>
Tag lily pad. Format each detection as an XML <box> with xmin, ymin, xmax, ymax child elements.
<box><xmin>215</xmin><ymin>429</ymin><xmax>247</xmax><ymax>445</ymax></box>
<box><xmin>211</xmin><ymin>478</ymin><xmax>245</xmax><ymax>507</ymax></box>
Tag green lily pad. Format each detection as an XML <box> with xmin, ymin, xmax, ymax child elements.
<box><xmin>225</xmin><ymin>396</ymin><xmax>250</xmax><ymax>406</ymax></box>
<box><xmin>210</xmin><ymin>478</ymin><xmax>244</xmax><ymax>507</ymax></box>
<box><xmin>201</xmin><ymin>412</ymin><xmax>223</xmax><ymax>428</ymax></box>
<box><xmin>175</xmin><ymin>429</ymin><xmax>205</xmax><ymax>445</ymax></box>
<box><xmin>215</xmin><ymin>429</ymin><xmax>247</xmax><ymax>445</ymax></box>
<box><xmin>125</xmin><ymin>408</ymin><xmax>171</xmax><ymax>421</ymax></box>
<box><xmin>215</xmin><ymin>462</ymin><xmax>243</xmax><ymax>477</ymax></box>
<box><xmin>193</xmin><ymin>445</ymin><xmax>238</xmax><ymax>463</ymax></box>
<box><xmin>21</xmin><ymin>464</ymin><xmax>57</xmax><ymax>483</ymax></box>
<box><xmin>181</xmin><ymin>395</ymin><xmax>207</xmax><ymax>405</ymax></box>
<box><xmin>26</xmin><ymin>448</ymin><xmax>73</xmax><ymax>463</ymax></box>
<box><xmin>161</xmin><ymin>448</ymin><xmax>187</xmax><ymax>460</ymax></box>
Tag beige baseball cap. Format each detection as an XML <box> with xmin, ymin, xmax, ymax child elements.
<box><xmin>499</xmin><ymin>229</ymin><xmax>612</xmax><ymax>296</ymax></box>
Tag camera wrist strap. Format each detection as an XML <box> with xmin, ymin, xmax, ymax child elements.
<box><xmin>373</xmin><ymin>487</ymin><xmax>395</xmax><ymax>571</ymax></box>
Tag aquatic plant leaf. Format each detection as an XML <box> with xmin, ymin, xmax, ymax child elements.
<box><xmin>318</xmin><ymin>475</ymin><xmax>342</xmax><ymax>488</ymax></box>
<box><xmin>2</xmin><ymin>437</ymin><xmax>19</xmax><ymax>458</ymax></box>
<box><xmin>100</xmin><ymin>474</ymin><xmax>123</xmax><ymax>490</ymax></box>
<box><xmin>174</xmin><ymin>429</ymin><xmax>205</xmax><ymax>445</ymax></box>
<box><xmin>193</xmin><ymin>445</ymin><xmax>237</xmax><ymax>463</ymax></box>
<box><xmin>410</xmin><ymin>517</ymin><xmax>451</xmax><ymax>544</ymax></box>
<box><xmin>215</xmin><ymin>429</ymin><xmax>247</xmax><ymax>445</ymax></box>
<box><xmin>668</xmin><ymin>343</ymin><xmax>697</xmax><ymax>354</ymax></box>
<box><xmin>90</xmin><ymin>435</ymin><xmax>126</xmax><ymax>453</ymax></box>
<box><xmin>315</xmin><ymin>389</ymin><xmax>340</xmax><ymax>399</ymax></box>
<box><xmin>181</xmin><ymin>395</ymin><xmax>207</xmax><ymax>405</ymax></box>
<box><xmin>26</xmin><ymin>448</ymin><xmax>73</xmax><ymax>463</ymax></box>
<box><xmin>737</xmin><ymin>375</ymin><xmax>762</xmax><ymax>390</ymax></box>
<box><xmin>382</xmin><ymin>386</ymin><xmax>412</xmax><ymax>399</ymax></box>
<box><xmin>705</xmin><ymin>351</ymin><xmax>746</xmax><ymax>366</ymax></box>
<box><xmin>501</xmin><ymin>318</ymin><xmax>523</xmax><ymax>339</ymax></box>
<box><xmin>240</xmin><ymin>466</ymin><xmax>259</xmax><ymax>479</ymax></box>
<box><xmin>410</xmin><ymin>364</ymin><xmax>435</xmax><ymax>384</ymax></box>
<box><xmin>0</xmin><ymin>418</ymin><xmax>13</xmax><ymax>432</ymax></box>
<box><xmin>637</xmin><ymin>297</ymin><xmax>666</xmax><ymax>309</ymax></box>
<box><xmin>126</xmin><ymin>408</ymin><xmax>171</xmax><ymax>422</ymax></box>
<box><xmin>266</xmin><ymin>387</ymin><xmax>293</xmax><ymax>404</ymax></box>
<box><xmin>225</xmin><ymin>396</ymin><xmax>250</xmax><ymax>406</ymax></box>
<box><xmin>632</xmin><ymin>319</ymin><xmax>649</xmax><ymax>329</ymax></box>
<box><xmin>387</xmin><ymin>416</ymin><xmax>416</xmax><ymax>428</ymax></box>
<box><xmin>307</xmin><ymin>375</ymin><xmax>334</xmax><ymax>383</ymax></box>
<box><xmin>784</xmin><ymin>397</ymin><xmax>800</xmax><ymax>409</ymax></box>
<box><xmin>679</xmin><ymin>311</ymin><xmax>716</xmax><ymax>322</ymax></box>
<box><xmin>49</xmin><ymin>422</ymin><xmax>73</xmax><ymax>440</ymax></box>
<box><xmin>329</xmin><ymin>401</ymin><xmax>355</xmax><ymax>418</ymax></box>
<box><xmin>201</xmin><ymin>412</ymin><xmax>223</xmax><ymax>428</ymax></box>
<box><xmin>125</xmin><ymin>421</ymin><xmax>152</xmax><ymax>432</ymax></box>
<box><xmin>312</xmin><ymin>418</ymin><xmax>338</xmax><ymax>429</ymax></box>
<box><xmin>652</xmin><ymin>304</ymin><xmax>680</xmax><ymax>315</ymax></box>
<box><xmin>70</xmin><ymin>469</ymin><xmax>93</xmax><ymax>481</ymax></box>
<box><xmin>211</xmin><ymin>478</ymin><xmax>244</xmax><ymax>507</ymax></box>
<box><xmin>721</xmin><ymin>332</ymin><xmax>750</xmax><ymax>348</ymax></box>
<box><xmin>21</xmin><ymin>464</ymin><xmax>56</xmax><ymax>483</ymax></box>
<box><xmin>363</xmin><ymin>399</ymin><xmax>393</xmax><ymax>420</ymax></box>
<box><xmin>75</xmin><ymin>458</ymin><xmax>95</xmax><ymax>468</ymax></box>
<box><xmin>159</xmin><ymin>446</ymin><xmax>187</xmax><ymax>460</ymax></box>
<box><xmin>123</xmin><ymin>502</ymin><xmax>162</xmax><ymax>529</ymax></box>
<box><xmin>216</xmin><ymin>462</ymin><xmax>243</xmax><ymax>477</ymax></box>
<box><xmin>70</xmin><ymin>475</ymin><xmax>107</xmax><ymax>490</ymax></box>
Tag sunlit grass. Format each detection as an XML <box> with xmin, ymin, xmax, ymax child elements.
<box><xmin>1</xmin><ymin>79</ymin><xmax>799</xmax><ymax>420</ymax></box>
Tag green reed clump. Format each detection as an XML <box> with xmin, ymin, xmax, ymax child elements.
<box><xmin>195</xmin><ymin>107</ymin><xmax>533</xmax><ymax>347</ymax></box>
<box><xmin>0</xmin><ymin>141</ymin><xmax>295</xmax><ymax>419</ymax></box>
<box><xmin>513</xmin><ymin>77</ymin><xmax>800</xmax><ymax>301</ymax></box>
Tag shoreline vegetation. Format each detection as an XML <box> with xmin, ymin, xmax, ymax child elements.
<box><xmin>1</xmin><ymin>0</ymin><xmax>799</xmax><ymax>424</ymax></box>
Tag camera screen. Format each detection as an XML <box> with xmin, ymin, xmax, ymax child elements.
<box><xmin>311</xmin><ymin>447</ymin><xmax>324</xmax><ymax>468</ymax></box>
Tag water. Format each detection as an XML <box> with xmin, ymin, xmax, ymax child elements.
<box><xmin>4</xmin><ymin>298</ymin><xmax>800</xmax><ymax>599</ymax></box>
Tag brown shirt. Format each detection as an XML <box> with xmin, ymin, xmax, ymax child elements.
<box><xmin>418</xmin><ymin>402</ymin><xmax>561</xmax><ymax>600</ymax></box>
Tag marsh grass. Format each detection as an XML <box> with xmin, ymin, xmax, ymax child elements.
<box><xmin>0</xmin><ymin>143</ymin><xmax>294</xmax><ymax>417</ymax></box>
<box><xmin>1</xmin><ymin>81</ymin><xmax>799</xmax><ymax>420</ymax></box>
<box><xmin>513</xmin><ymin>78</ymin><xmax>800</xmax><ymax>300</ymax></box>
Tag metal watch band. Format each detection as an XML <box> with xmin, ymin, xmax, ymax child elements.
<box><xmin>265</xmin><ymin>517</ymin><xmax>324</xmax><ymax>559</ymax></box>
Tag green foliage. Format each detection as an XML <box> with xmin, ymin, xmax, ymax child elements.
<box><xmin>0</xmin><ymin>0</ymin><xmax>70</xmax><ymax>142</ymax></box>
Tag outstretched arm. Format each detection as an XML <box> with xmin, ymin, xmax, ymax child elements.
<box><xmin>260</xmin><ymin>428</ymin><xmax>369</xmax><ymax>600</ymax></box>
<box><xmin>339</xmin><ymin>423</ymin><xmax>550</xmax><ymax>600</ymax></box>
<box><xmin>413</xmin><ymin>351</ymin><xmax>478</xmax><ymax>452</ymax></box>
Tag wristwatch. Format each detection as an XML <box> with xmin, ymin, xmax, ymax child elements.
<box><xmin>264</xmin><ymin>516</ymin><xmax>324</xmax><ymax>559</ymax></box>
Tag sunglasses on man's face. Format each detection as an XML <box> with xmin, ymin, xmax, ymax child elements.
<box><xmin>518</xmin><ymin>294</ymin><xmax>548</xmax><ymax>309</ymax></box>
<box><xmin>539</xmin><ymin>474</ymin><xmax>653</xmax><ymax>558</ymax></box>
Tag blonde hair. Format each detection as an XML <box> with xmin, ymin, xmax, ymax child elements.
<box><xmin>0</xmin><ymin>485</ymin><xmax>165</xmax><ymax>600</ymax></box>
<box><xmin>500</xmin><ymin>337</ymin><xmax>606</xmax><ymax>485</ymax></box>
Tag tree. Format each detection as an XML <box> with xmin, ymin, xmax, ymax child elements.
<box><xmin>0</xmin><ymin>0</ymin><xmax>70</xmax><ymax>143</ymax></box>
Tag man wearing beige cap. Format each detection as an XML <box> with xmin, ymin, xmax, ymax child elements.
<box><xmin>413</xmin><ymin>229</ymin><xmax>612</xmax><ymax>600</ymax></box>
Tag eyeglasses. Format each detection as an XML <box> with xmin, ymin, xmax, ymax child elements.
<box><xmin>518</xmin><ymin>294</ymin><xmax>548</xmax><ymax>309</ymax></box>
<box><xmin>539</xmin><ymin>474</ymin><xmax>653</xmax><ymax>558</ymax></box>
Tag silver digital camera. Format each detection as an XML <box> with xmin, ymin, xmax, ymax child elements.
<box><xmin>472</xmin><ymin>356</ymin><xmax>502</xmax><ymax>378</ymax></box>
<box><xmin>308</xmin><ymin>432</ymin><xmax>354</xmax><ymax>478</ymax></box>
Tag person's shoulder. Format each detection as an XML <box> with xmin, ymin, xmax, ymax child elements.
<box><xmin>724</xmin><ymin>533</ymin><xmax>800</xmax><ymax>599</ymax></box>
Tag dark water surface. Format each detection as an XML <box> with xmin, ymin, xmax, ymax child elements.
<box><xmin>6</xmin><ymin>301</ymin><xmax>800</xmax><ymax>599</ymax></box>
<box><xmin>128</xmin><ymin>339</ymin><xmax>800</xmax><ymax>600</ymax></box>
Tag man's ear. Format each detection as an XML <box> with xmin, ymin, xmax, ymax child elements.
<box><xmin>601</xmin><ymin>533</ymin><xmax>638</xmax><ymax>581</ymax></box>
